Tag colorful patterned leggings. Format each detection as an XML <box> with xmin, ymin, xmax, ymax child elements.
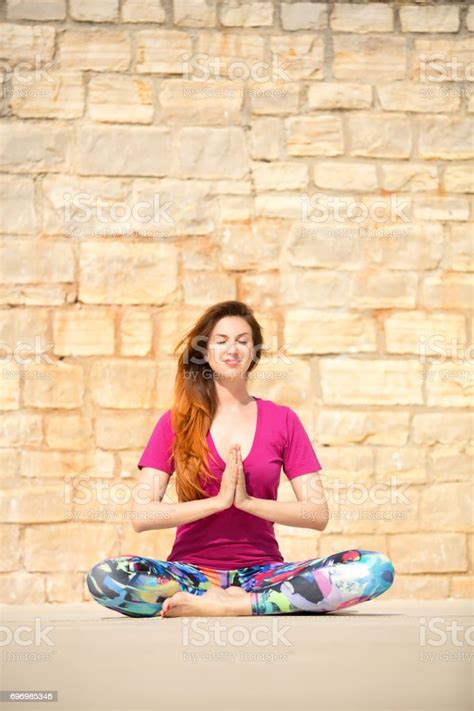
<box><xmin>86</xmin><ymin>549</ymin><xmax>395</xmax><ymax>617</ymax></box>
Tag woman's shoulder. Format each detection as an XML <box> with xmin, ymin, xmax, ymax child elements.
<box><xmin>257</xmin><ymin>397</ymin><xmax>295</xmax><ymax>422</ymax></box>
<box><xmin>157</xmin><ymin>408</ymin><xmax>172</xmax><ymax>422</ymax></box>
<box><xmin>152</xmin><ymin>408</ymin><xmax>174</xmax><ymax>435</ymax></box>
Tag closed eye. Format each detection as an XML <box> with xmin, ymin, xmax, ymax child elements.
<box><xmin>216</xmin><ymin>340</ymin><xmax>248</xmax><ymax>345</ymax></box>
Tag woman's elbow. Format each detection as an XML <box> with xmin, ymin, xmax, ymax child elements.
<box><xmin>318</xmin><ymin>507</ymin><xmax>330</xmax><ymax>532</ymax></box>
<box><xmin>130</xmin><ymin>513</ymin><xmax>144</xmax><ymax>533</ymax></box>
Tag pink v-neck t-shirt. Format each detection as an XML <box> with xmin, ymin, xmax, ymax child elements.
<box><xmin>137</xmin><ymin>397</ymin><xmax>322</xmax><ymax>570</ymax></box>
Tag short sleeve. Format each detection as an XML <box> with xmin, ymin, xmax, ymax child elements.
<box><xmin>137</xmin><ymin>410</ymin><xmax>175</xmax><ymax>474</ymax></box>
<box><xmin>283</xmin><ymin>407</ymin><xmax>322</xmax><ymax>480</ymax></box>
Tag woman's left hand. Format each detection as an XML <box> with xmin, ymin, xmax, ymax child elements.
<box><xmin>233</xmin><ymin>445</ymin><xmax>252</xmax><ymax>511</ymax></box>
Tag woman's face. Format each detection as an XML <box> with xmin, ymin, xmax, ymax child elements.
<box><xmin>206</xmin><ymin>316</ymin><xmax>254</xmax><ymax>380</ymax></box>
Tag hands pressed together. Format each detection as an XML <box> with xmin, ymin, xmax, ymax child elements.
<box><xmin>217</xmin><ymin>444</ymin><xmax>252</xmax><ymax>512</ymax></box>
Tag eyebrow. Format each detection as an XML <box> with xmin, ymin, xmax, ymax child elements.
<box><xmin>214</xmin><ymin>332</ymin><xmax>251</xmax><ymax>338</ymax></box>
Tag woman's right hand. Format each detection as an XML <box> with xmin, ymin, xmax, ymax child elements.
<box><xmin>215</xmin><ymin>444</ymin><xmax>239</xmax><ymax>510</ymax></box>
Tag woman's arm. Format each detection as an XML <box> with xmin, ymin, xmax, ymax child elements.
<box><xmin>130</xmin><ymin>467</ymin><xmax>226</xmax><ymax>533</ymax></box>
<box><xmin>235</xmin><ymin>466</ymin><xmax>330</xmax><ymax>532</ymax></box>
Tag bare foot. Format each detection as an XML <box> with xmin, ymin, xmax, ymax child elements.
<box><xmin>223</xmin><ymin>585</ymin><xmax>248</xmax><ymax>597</ymax></box>
<box><xmin>161</xmin><ymin>587</ymin><xmax>252</xmax><ymax>618</ymax></box>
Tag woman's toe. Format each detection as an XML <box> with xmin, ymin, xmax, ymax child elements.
<box><xmin>161</xmin><ymin>591</ymin><xmax>194</xmax><ymax>617</ymax></box>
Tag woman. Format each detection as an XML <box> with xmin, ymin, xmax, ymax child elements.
<box><xmin>86</xmin><ymin>300</ymin><xmax>395</xmax><ymax>618</ymax></box>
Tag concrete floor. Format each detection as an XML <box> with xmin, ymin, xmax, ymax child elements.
<box><xmin>0</xmin><ymin>599</ymin><xmax>472</xmax><ymax>711</ymax></box>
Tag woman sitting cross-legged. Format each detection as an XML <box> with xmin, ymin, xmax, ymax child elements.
<box><xmin>86</xmin><ymin>300</ymin><xmax>395</xmax><ymax>618</ymax></box>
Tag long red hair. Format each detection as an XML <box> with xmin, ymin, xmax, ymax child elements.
<box><xmin>170</xmin><ymin>300</ymin><xmax>263</xmax><ymax>502</ymax></box>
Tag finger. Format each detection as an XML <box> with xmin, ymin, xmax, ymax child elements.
<box><xmin>229</xmin><ymin>448</ymin><xmax>237</xmax><ymax>476</ymax></box>
<box><xmin>235</xmin><ymin>452</ymin><xmax>241</xmax><ymax>478</ymax></box>
<box><xmin>227</xmin><ymin>445</ymin><xmax>237</xmax><ymax>467</ymax></box>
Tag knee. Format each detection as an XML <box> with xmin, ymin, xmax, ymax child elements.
<box><xmin>351</xmin><ymin>549</ymin><xmax>394</xmax><ymax>586</ymax></box>
<box><xmin>86</xmin><ymin>558</ymin><xmax>112</xmax><ymax>599</ymax></box>
<box><xmin>383</xmin><ymin>556</ymin><xmax>395</xmax><ymax>588</ymax></box>
<box><xmin>86</xmin><ymin>570</ymin><xmax>98</xmax><ymax>600</ymax></box>
<box><xmin>87</xmin><ymin>557</ymin><xmax>107</xmax><ymax>576</ymax></box>
<box><xmin>372</xmin><ymin>551</ymin><xmax>395</xmax><ymax>591</ymax></box>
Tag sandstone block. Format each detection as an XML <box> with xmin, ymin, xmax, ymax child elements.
<box><xmin>53</xmin><ymin>308</ymin><xmax>115</xmax><ymax>356</ymax></box>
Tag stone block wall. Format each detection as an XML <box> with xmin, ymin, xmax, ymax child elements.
<box><xmin>0</xmin><ymin>1</ymin><xmax>472</xmax><ymax>602</ymax></box>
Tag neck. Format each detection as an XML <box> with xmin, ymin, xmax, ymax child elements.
<box><xmin>213</xmin><ymin>380</ymin><xmax>253</xmax><ymax>410</ymax></box>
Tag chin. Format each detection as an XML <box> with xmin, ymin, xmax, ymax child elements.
<box><xmin>224</xmin><ymin>368</ymin><xmax>243</xmax><ymax>377</ymax></box>
<box><xmin>220</xmin><ymin>367</ymin><xmax>244</xmax><ymax>379</ymax></box>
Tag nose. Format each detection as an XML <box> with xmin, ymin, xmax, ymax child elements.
<box><xmin>226</xmin><ymin>343</ymin><xmax>240</xmax><ymax>357</ymax></box>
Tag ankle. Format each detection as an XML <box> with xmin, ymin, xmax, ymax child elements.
<box><xmin>222</xmin><ymin>591</ymin><xmax>252</xmax><ymax>616</ymax></box>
